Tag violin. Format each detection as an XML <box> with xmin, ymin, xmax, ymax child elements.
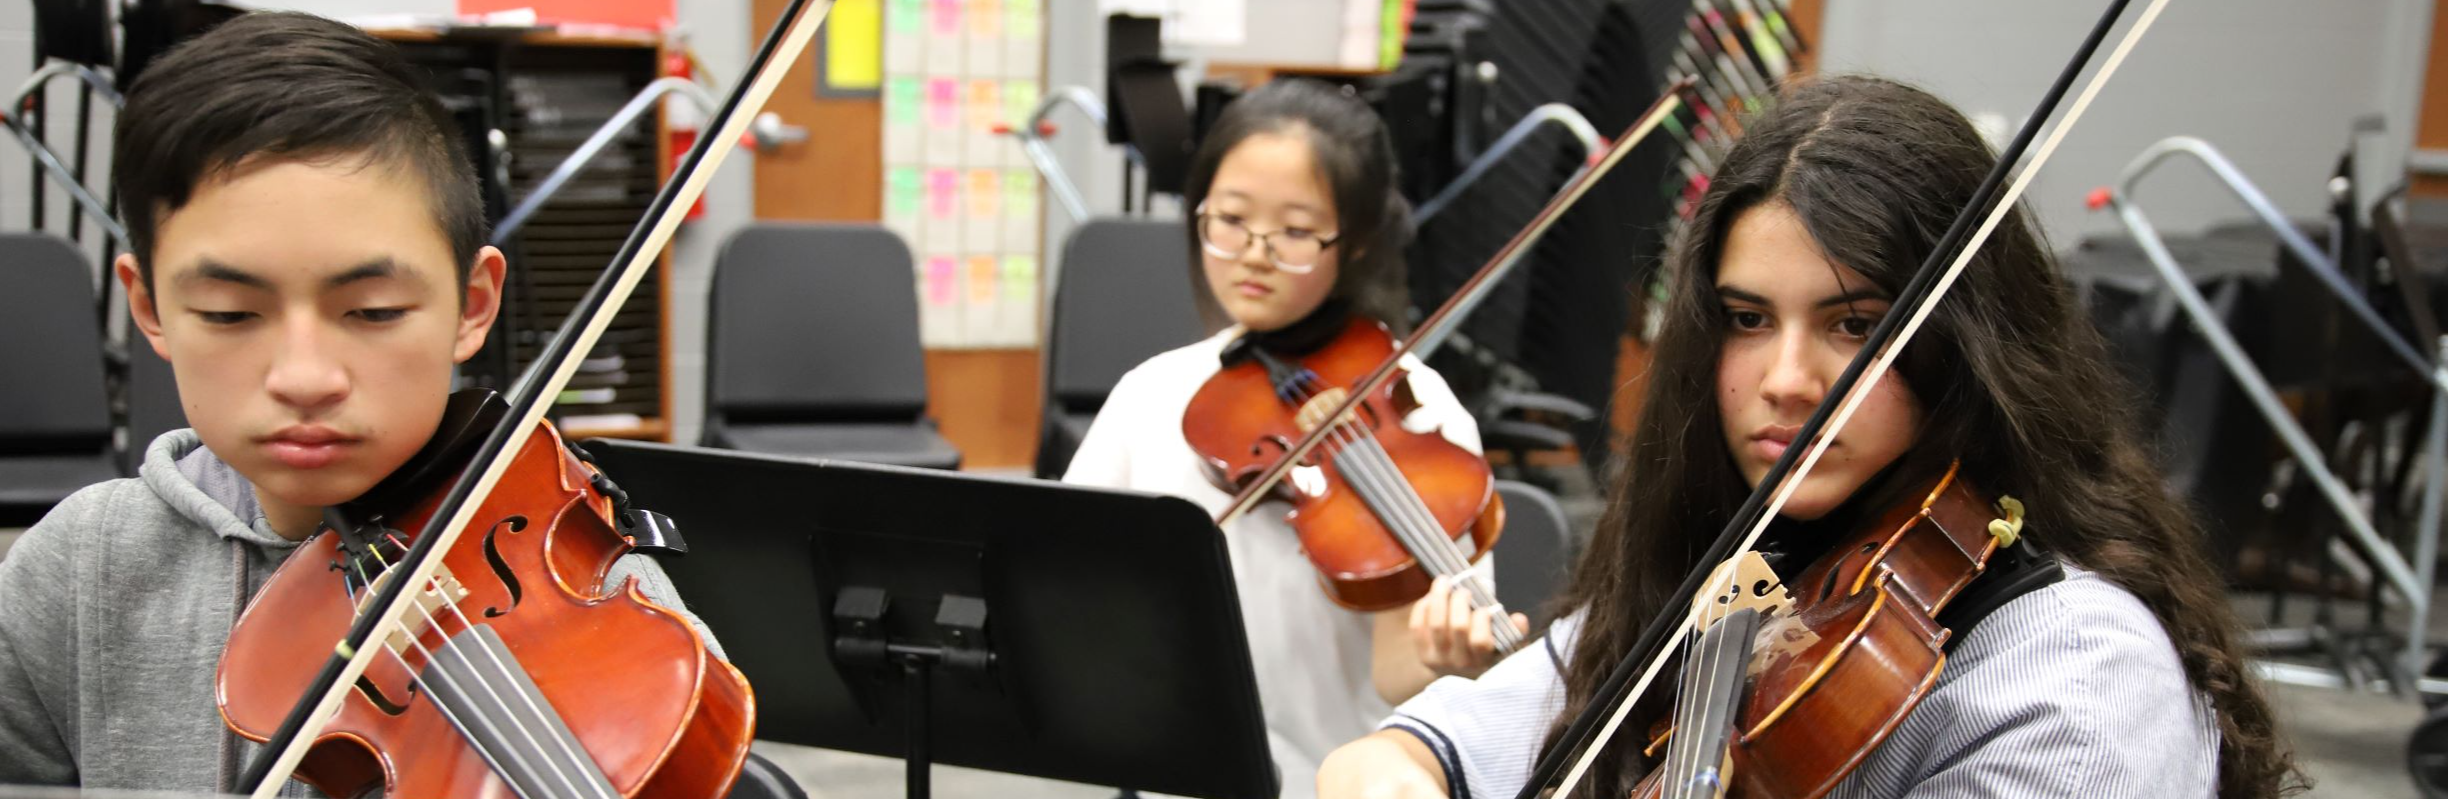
<box><xmin>1191</xmin><ymin>86</ymin><xmax>1698</xmax><ymax>655</ymax></box>
<box><xmin>1634</xmin><ymin>463</ymin><xmax>2023</xmax><ymax>798</ymax></box>
<box><xmin>1183</xmin><ymin>316</ymin><xmax>1510</xmax><ymax>642</ymax></box>
<box><xmin>218</xmin><ymin>393</ymin><xmax>754</xmax><ymax>797</ymax></box>
<box><xmin>1517</xmin><ymin>2</ymin><xmax>2168</xmax><ymax>798</ymax></box>
<box><xmin>215</xmin><ymin>1</ymin><xmax>837</xmax><ymax>794</ymax></box>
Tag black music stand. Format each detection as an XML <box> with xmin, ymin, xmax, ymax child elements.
<box><xmin>577</xmin><ymin>440</ymin><xmax>1278</xmax><ymax>799</ymax></box>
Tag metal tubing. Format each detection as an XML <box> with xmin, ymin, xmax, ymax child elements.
<box><xmin>3</xmin><ymin>62</ymin><xmax>125</xmax><ymax>246</ymax></box>
<box><xmin>493</xmin><ymin>77</ymin><xmax>721</xmax><ymax>243</ymax></box>
<box><xmin>1414</xmin><ymin>103</ymin><xmax>1604</xmax><ymax>225</ymax></box>
<box><xmin>2118</xmin><ymin>136</ymin><xmax>2441</xmax><ymax>386</ymax></box>
<box><xmin>11</xmin><ymin>62</ymin><xmax>120</xmax><ymax>110</ymax></box>
<box><xmin>1</xmin><ymin>108</ymin><xmax>127</xmax><ymax>246</ymax></box>
<box><xmin>1409</xmin><ymin>105</ymin><xmax>1607</xmax><ymax>359</ymax></box>
<box><xmin>1007</xmin><ymin>86</ymin><xmax>1108</xmax><ymax>224</ymax></box>
<box><xmin>2104</xmin><ymin>190</ymin><xmax>2426</xmax><ymax>607</ymax></box>
<box><xmin>2402</xmin><ymin>341</ymin><xmax>2446</xmax><ymax>680</ymax></box>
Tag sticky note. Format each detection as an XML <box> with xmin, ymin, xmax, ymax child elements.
<box><xmin>967</xmin><ymin>170</ymin><xmax>1000</xmax><ymax>218</ymax></box>
<box><xmin>969</xmin><ymin>0</ymin><xmax>1002</xmax><ymax>38</ymax></box>
<box><xmin>1002</xmin><ymin>255</ymin><xmax>1037</xmax><ymax>303</ymax></box>
<box><xmin>927</xmin><ymin>169</ymin><xmax>959</xmax><ymax>219</ymax></box>
<box><xmin>888</xmin><ymin>0</ymin><xmax>923</xmax><ymax>32</ymax></box>
<box><xmin>968</xmin><ymin>256</ymin><xmax>999</xmax><ymax>305</ymax></box>
<box><xmin>1004</xmin><ymin>81</ymin><xmax>1039</xmax><ymax>128</ymax></box>
<box><xmin>967</xmin><ymin>80</ymin><xmax>1002</xmax><ymax>127</ymax></box>
<box><xmin>1006</xmin><ymin>0</ymin><xmax>1040</xmax><ymax>41</ymax></box>
<box><xmin>931</xmin><ymin>0</ymin><xmax>960</xmax><ymax>35</ymax></box>
<box><xmin>1004</xmin><ymin>169</ymin><xmax>1038</xmax><ymax>217</ymax></box>
<box><xmin>926</xmin><ymin>256</ymin><xmax>957</xmax><ymax>305</ymax></box>
<box><xmin>926</xmin><ymin>78</ymin><xmax>958</xmax><ymax>129</ymax></box>
<box><xmin>888</xmin><ymin>167</ymin><xmax>923</xmax><ymax>217</ymax></box>
<box><xmin>887</xmin><ymin>77</ymin><xmax>922</xmax><ymax>125</ymax></box>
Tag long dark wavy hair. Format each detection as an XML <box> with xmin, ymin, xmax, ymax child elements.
<box><xmin>1538</xmin><ymin>75</ymin><xmax>2302</xmax><ymax>799</ymax></box>
<box><xmin>1179</xmin><ymin>78</ymin><xmax>1413</xmax><ymax>330</ymax></box>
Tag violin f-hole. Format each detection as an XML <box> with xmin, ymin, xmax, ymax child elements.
<box><xmin>480</xmin><ymin>516</ymin><xmax>528</xmax><ymax>618</ymax></box>
<box><xmin>1818</xmin><ymin>542</ymin><xmax>1881</xmax><ymax>603</ymax></box>
<box><xmin>354</xmin><ymin>675</ymin><xmax>413</xmax><ymax>717</ymax></box>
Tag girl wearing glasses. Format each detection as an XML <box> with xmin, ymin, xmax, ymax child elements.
<box><xmin>1063</xmin><ymin>78</ymin><xmax>1518</xmax><ymax>799</ymax></box>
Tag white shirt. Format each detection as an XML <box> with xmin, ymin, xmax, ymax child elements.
<box><xmin>1063</xmin><ymin>326</ymin><xmax>1485</xmax><ymax>799</ymax></box>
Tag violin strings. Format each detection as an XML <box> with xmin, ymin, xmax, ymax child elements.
<box><xmin>1291</xmin><ymin>382</ymin><xmax>1474</xmax><ymax>583</ymax></box>
<box><xmin>433</xmin><ymin>594</ymin><xmax>619</xmax><ymax>799</ymax></box>
<box><xmin>1545</xmin><ymin>3</ymin><xmax>2171</xmax><ymax>796</ymax></box>
<box><xmin>1282</xmin><ymin>375</ymin><xmax>1525</xmax><ymax>652</ymax></box>
<box><xmin>1697</xmin><ymin>603</ymin><xmax>1729</xmax><ymax>798</ymax></box>
<box><xmin>372</xmin><ymin>535</ymin><xmax>617</xmax><ymax>798</ymax></box>
<box><xmin>1674</xmin><ymin>630</ymin><xmax>1694</xmax><ymax>799</ymax></box>
<box><xmin>1343</xmin><ymin>432</ymin><xmax>1523</xmax><ymax>649</ymax></box>
<box><xmin>344</xmin><ymin>556</ymin><xmax>568</xmax><ymax>799</ymax></box>
<box><xmin>1321</xmin><ymin>408</ymin><xmax>1491</xmax><ymax>612</ymax></box>
<box><xmin>355</xmin><ymin>548</ymin><xmax>612</xmax><ymax>799</ymax></box>
<box><xmin>1283</xmin><ymin>374</ymin><xmax>1470</xmax><ymax>582</ymax></box>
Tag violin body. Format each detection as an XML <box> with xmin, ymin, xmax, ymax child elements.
<box><xmin>1637</xmin><ymin>465</ymin><xmax>2006</xmax><ymax>799</ymax></box>
<box><xmin>217</xmin><ymin>414</ymin><xmax>754</xmax><ymax>798</ymax></box>
<box><xmin>1182</xmin><ymin>318</ymin><xmax>1503</xmax><ymax>611</ymax></box>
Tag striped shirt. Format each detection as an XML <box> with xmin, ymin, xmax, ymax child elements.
<box><xmin>1381</xmin><ymin>564</ymin><xmax>2218</xmax><ymax>798</ymax></box>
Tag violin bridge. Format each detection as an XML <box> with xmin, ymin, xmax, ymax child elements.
<box><xmin>1294</xmin><ymin>387</ymin><xmax>1353</xmax><ymax>434</ymax></box>
<box><xmin>356</xmin><ymin>566</ymin><xmax>474</xmax><ymax>655</ymax></box>
<box><xmin>1692</xmin><ymin>551</ymin><xmax>1790</xmax><ymax>628</ymax></box>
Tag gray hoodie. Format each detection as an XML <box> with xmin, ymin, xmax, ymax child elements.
<box><xmin>0</xmin><ymin>430</ymin><xmax>723</xmax><ymax>794</ymax></box>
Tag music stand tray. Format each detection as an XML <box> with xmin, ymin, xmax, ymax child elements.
<box><xmin>578</xmin><ymin>440</ymin><xmax>1279</xmax><ymax>799</ymax></box>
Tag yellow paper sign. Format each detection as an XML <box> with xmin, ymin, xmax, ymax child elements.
<box><xmin>822</xmin><ymin>0</ymin><xmax>882</xmax><ymax>93</ymax></box>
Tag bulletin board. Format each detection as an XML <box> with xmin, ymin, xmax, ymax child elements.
<box><xmin>879</xmin><ymin>0</ymin><xmax>1046</xmax><ymax>348</ymax></box>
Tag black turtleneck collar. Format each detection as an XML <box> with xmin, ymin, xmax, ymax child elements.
<box><xmin>1219</xmin><ymin>298</ymin><xmax>1353</xmax><ymax>367</ymax></box>
<box><xmin>1756</xmin><ymin>457</ymin><xmax>1928</xmax><ymax>573</ymax></box>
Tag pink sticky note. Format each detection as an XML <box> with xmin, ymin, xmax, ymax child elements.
<box><xmin>927</xmin><ymin>169</ymin><xmax>959</xmax><ymax>218</ymax></box>
<box><xmin>932</xmin><ymin>0</ymin><xmax>960</xmax><ymax>35</ymax></box>
<box><xmin>926</xmin><ymin>257</ymin><xmax>957</xmax><ymax>305</ymax></box>
<box><xmin>927</xmin><ymin>78</ymin><xmax>958</xmax><ymax>129</ymax></box>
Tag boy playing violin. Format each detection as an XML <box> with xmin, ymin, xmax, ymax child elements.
<box><xmin>0</xmin><ymin>12</ymin><xmax>719</xmax><ymax>792</ymax></box>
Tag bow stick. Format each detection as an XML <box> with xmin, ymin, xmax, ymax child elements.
<box><xmin>1215</xmin><ymin>82</ymin><xmax>1692</xmax><ymax>529</ymax></box>
<box><xmin>1517</xmin><ymin>1</ymin><xmax>2172</xmax><ymax>796</ymax></box>
<box><xmin>239</xmin><ymin>2</ymin><xmax>836</xmax><ymax>792</ymax></box>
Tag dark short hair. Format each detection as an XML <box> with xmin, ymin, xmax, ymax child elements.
<box><xmin>112</xmin><ymin>11</ymin><xmax>484</xmax><ymax>289</ymax></box>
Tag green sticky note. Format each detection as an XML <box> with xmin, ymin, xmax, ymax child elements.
<box><xmin>888</xmin><ymin>0</ymin><xmax>924</xmax><ymax>34</ymax></box>
<box><xmin>1004</xmin><ymin>81</ymin><xmax>1039</xmax><ymax>128</ymax></box>
<box><xmin>886</xmin><ymin>77</ymin><xmax>922</xmax><ymax>126</ymax></box>
<box><xmin>1002</xmin><ymin>255</ymin><xmax>1037</xmax><ymax>303</ymax></box>
<box><xmin>888</xmin><ymin>167</ymin><xmax>923</xmax><ymax>216</ymax></box>
<box><xmin>1004</xmin><ymin>169</ymin><xmax>1038</xmax><ymax>217</ymax></box>
<box><xmin>1006</xmin><ymin>0</ymin><xmax>1040</xmax><ymax>40</ymax></box>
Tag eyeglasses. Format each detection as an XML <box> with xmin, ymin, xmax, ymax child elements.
<box><xmin>1194</xmin><ymin>202</ymin><xmax>1340</xmax><ymax>274</ymax></box>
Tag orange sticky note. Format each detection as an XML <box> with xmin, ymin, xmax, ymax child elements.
<box><xmin>967</xmin><ymin>256</ymin><xmax>999</xmax><ymax>304</ymax></box>
<box><xmin>967</xmin><ymin>170</ymin><xmax>1000</xmax><ymax>218</ymax></box>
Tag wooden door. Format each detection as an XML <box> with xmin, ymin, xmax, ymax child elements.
<box><xmin>748</xmin><ymin>0</ymin><xmax>1042</xmax><ymax>470</ymax></box>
